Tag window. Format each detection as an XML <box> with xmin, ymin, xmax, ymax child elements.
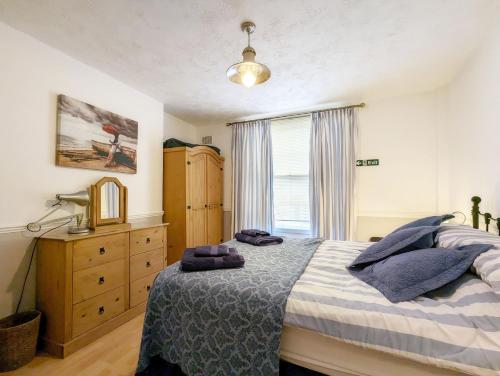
<box><xmin>271</xmin><ymin>115</ymin><xmax>311</xmax><ymax>235</ymax></box>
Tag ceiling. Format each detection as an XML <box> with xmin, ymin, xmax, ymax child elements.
<box><xmin>1</xmin><ymin>0</ymin><xmax>499</xmax><ymax>126</ymax></box>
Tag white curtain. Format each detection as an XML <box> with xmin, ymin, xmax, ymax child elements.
<box><xmin>100</xmin><ymin>182</ymin><xmax>119</xmax><ymax>218</ymax></box>
<box><xmin>106</xmin><ymin>182</ymin><xmax>119</xmax><ymax>218</ymax></box>
<box><xmin>231</xmin><ymin>119</ymin><xmax>274</xmax><ymax>234</ymax></box>
<box><xmin>309</xmin><ymin>108</ymin><xmax>357</xmax><ymax>240</ymax></box>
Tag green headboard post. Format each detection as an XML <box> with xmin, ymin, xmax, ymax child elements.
<box><xmin>471</xmin><ymin>196</ymin><xmax>500</xmax><ymax>235</ymax></box>
<box><xmin>484</xmin><ymin>213</ymin><xmax>492</xmax><ymax>232</ymax></box>
<box><xmin>471</xmin><ymin>196</ymin><xmax>481</xmax><ymax>229</ymax></box>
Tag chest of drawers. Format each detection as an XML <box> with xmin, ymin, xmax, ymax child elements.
<box><xmin>36</xmin><ymin>223</ymin><xmax>167</xmax><ymax>358</ymax></box>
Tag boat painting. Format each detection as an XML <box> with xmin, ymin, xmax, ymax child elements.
<box><xmin>56</xmin><ymin>95</ymin><xmax>138</xmax><ymax>174</ymax></box>
<box><xmin>91</xmin><ymin>140</ymin><xmax>136</xmax><ymax>170</ymax></box>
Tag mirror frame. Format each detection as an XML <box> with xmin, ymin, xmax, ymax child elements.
<box><xmin>89</xmin><ymin>177</ymin><xmax>128</xmax><ymax>229</ymax></box>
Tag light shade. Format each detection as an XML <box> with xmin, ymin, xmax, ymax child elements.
<box><xmin>227</xmin><ymin>48</ymin><xmax>271</xmax><ymax>87</ymax></box>
<box><xmin>227</xmin><ymin>22</ymin><xmax>271</xmax><ymax>88</ymax></box>
<box><xmin>56</xmin><ymin>190</ymin><xmax>90</xmax><ymax>206</ymax></box>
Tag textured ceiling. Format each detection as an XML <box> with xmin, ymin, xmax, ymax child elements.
<box><xmin>1</xmin><ymin>0</ymin><xmax>499</xmax><ymax>125</ymax></box>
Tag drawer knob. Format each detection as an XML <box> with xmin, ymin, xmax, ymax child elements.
<box><xmin>146</xmin><ymin>261</ymin><xmax>151</xmax><ymax>268</ymax></box>
<box><xmin>99</xmin><ymin>247</ymin><xmax>106</xmax><ymax>255</ymax></box>
<box><xmin>146</xmin><ymin>237</ymin><xmax>151</xmax><ymax>244</ymax></box>
<box><xmin>98</xmin><ymin>276</ymin><xmax>105</xmax><ymax>285</ymax></box>
<box><xmin>146</xmin><ymin>285</ymin><xmax>151</xmax><ymax>292</ymax></box>
<box><xmin>98</xmin><ymin>306</ymin><xmax>105</xmax><ymax>315</ymax></box>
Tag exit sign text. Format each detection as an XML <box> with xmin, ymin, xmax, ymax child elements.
<box><xmin>356</xmin><ymin>159</ymin><xmax>379</xmax><ymax>167</ymax></box>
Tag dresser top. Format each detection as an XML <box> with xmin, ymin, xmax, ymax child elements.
<box><xmin>40</xmin><ymin>222</ymin><xmax>169</xmax><ymax>242</ymax></box>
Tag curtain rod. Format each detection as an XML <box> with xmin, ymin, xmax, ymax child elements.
<box><xmin>226</xmin><ymin>102</ymin><xmax>366</xmax><ymax>126</ymax></box>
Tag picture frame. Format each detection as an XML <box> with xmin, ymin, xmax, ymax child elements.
<box><xmin>56</xmin><ymin>94</ymin><xmax>138</xmax><ymax>174</ymax></box>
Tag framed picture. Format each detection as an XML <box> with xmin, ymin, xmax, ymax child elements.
<box><xmin>56</xmin><ymin>94</ymin><xmax>138</xmax><ymax>174</ymax></box>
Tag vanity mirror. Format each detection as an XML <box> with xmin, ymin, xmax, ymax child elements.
<box><xmin>89</xmin><ymin>177</ymin><xmax>130</xmax><ymax>232</ymax></box>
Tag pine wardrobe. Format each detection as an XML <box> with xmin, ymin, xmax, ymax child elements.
<box><xmin>163</xmin><ymin>146</ymin><xmax>224</xmax><ymax>265</ymax></box>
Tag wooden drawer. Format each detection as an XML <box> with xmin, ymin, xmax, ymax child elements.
<box><xmin>72</xmin><ymin>286</ymin><xmax>125</xmax><ymax>337</ymax></box>
<box><xmin>73</xmin><ymin>259</ymin><xmax>125</xmax><ymax>303</ymax></box>
<box><xmin>130</xmin><ymin>248</ymin><xmax>163</xmax><ymax>281</ymax></box>
<box><xmin>130</xmin><ymin>272</ymin><xmax>158</xmax><ymax>307</ymax></box>
<box><xmin>73</xmin><ymin>233</ymin><xmax>127</xmax><ymax>271</ymax></box>
<box><xmin>130</xmin><ymin>227</ymin><xmax>164</xmax><ymax>256</ymax></box>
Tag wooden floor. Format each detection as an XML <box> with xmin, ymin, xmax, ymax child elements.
<box><xmin>5</xmin><ymin>314</ymin><xmax>145</xmax><ymax>376</ymax></box>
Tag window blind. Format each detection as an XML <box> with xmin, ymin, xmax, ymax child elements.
<box><xmin>271</xmin><ymin>115</ymin><xmax>311</xmax><ymax>233</ymax></box>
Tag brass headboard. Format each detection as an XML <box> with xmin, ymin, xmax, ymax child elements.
<box><xmin>471</xmin><ymin>196</ymin><xmax>500</xmax><ymax>235</ymax></box>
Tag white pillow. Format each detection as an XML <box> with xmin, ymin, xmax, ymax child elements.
<box><xmin>436</xmin><ymin>224</ymin><xmax>500</xmax><ymax>290</ymax></box>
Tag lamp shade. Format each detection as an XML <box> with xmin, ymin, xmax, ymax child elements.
<box><xmin>56</xmin><ymin>191</ymin><xmax>90</xmax><ymax>206</ymax></box>
<box><xmin>227</xmin><ymin>22</ymin><xmax>271</xmax><ymax>88</ymax></box>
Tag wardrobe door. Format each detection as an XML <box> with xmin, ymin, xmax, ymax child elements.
<box><xmin>206</xmin><ymin>154</ymin><xmax>223</xmax><ymax>244</ymax></box>
<box><xmin>187</xmin><ymin>153</ymin><xmax>207</xmax><ymax>247</ymax></box>
<box><xmin>164</xmin><ymin>149</ymin><xmax>188</xmax><ymax>265</ymax></box>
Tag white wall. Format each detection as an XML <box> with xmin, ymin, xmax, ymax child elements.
<box><xmin>0</xmin><ymin>23</ymin><xmax>164</xmax><ymax>317</ymax></box>
<box><xmin>194</xmin><ymin>90</ymin><xmax>445</xmax><ymax>240</ymax></box>
<box><xmin>356</xmin><ymin>92</ymin><xmax>442</xmax><ymax>213</ymax></box>
<box><xmin>0</xmin><ymin>23</ymin><xmax>165</xmax><ymax>227</ymax></box>
<box><xmin>200</xmin><ymin>68</ymin><xmax>499</xmax><ymax>239</ymax></box>
<box><xmin>164</xmin><ymin>112</ymin><xmax>197</xmax><ymax>144</ymax></box>
<box><xmin>355</xmin><ymin>91</ymin><xmax>446</xmax><ymax>238</ymax></box>
<box><xmin>442</xmin><ymin>22</ymin><xmax>500</xmax><ymax>221</ymax></box>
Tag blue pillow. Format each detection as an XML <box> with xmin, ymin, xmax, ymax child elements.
<box><xmin>391</xmin><ymin>214</ymin><xmax>454</xmax><ymax>234</ymax></box>
<box><xmin>392</xmin><ymin>214</ymin><xmax>455</xmax><ymax>233</ymax></box>
<box><xmin>391</xmin><ymin>215</ymin><xmax>454</xmax><ymax>249</ymax></box>
<box><xmin>349</xmin><ymin>244</ymin><xmax>493</xmax><ymax>303</ymax></box>
<box><xmin>349</xmin><ymin>226</ymin><xmax>439</xmax><ymax>268</ymax></box>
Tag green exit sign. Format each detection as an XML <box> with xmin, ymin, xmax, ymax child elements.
<box><xmin>356</xmin><ymin>159</ymin><xmax>379</xmax><ymax>167</ymax></box>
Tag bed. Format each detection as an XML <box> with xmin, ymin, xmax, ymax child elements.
<box><xmin>137</xmin><ymin>216</ymin><xmax>500</xmax><ymax>376</ymax></box>
<box><xmin>282</xmin><ymin>240</ymin><xmax>500</xmax><ymax>376</ymax></box>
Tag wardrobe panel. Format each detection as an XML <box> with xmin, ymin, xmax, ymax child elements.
<box><xmin>207</xmin><ymin>206</ymin><xmax>223</xmax><ymax>244</ymax></box>
<box><xmin>164</xmin><ymin>149</ymin><xmax>187</xmax><ymax>265</ymax></box>
<box><xmin>187</xmin><ymin>152</ymin><xmax>207</xmax><ymax>247</ymax></box>
<box><xmin>206</xmin><ymin>154</ymin><xmax>222</xmax><ymax>206</ymax></box>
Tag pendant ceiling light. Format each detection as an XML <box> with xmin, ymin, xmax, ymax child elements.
<box><xmin>227</xmin><ymin>21</ymin><xmax>271</xmax><ymax>88</ymax></box>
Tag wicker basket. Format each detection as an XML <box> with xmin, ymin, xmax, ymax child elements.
<box><xmin>0</xmin><ymin>310</ymin><xmax>41</xmax><ymax>372</ymax></box>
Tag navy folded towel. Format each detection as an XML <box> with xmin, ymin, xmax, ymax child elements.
<box><xmin>235</xmin><ymin>232</ymin><xmax>283</xmax><ymax>246</ymax></box>
<box><xmin>180</xmin><ymin>248</ymin><xmax>244</xmax><ymax>272</ymax></box>
<box><xmin>194</xmin><ymin>244</ymin><xmax>229</xmax><ymax>257</ymax></box>
<box><xmin>240</xmin><ymin>229</ymin><xmax>271</xmax><ymax>237</ymax></box>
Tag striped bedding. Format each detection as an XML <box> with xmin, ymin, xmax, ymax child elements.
<box><xmin>284</xmin><ymin>240</ymin><xmax>500</xmax><ymax>376</ymax></box>
<box><xmin>436</xmin><ymin>224</ymin><xmax>500</xmax><ymax>292</ymax></box>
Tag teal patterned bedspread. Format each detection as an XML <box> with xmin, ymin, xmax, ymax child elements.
<box><xmin>136</xmin><ymin>238</ymin><xmax>322</xmax><ymax>376</ymax></box>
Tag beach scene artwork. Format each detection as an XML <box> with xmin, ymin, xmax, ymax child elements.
<box><xmin>56</xmin><ymin>95</ymin><xmax>138</xmax><ymax>174</ymax></box>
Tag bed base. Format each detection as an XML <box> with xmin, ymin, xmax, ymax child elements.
<box><xmin>280</xmin><ymin>325</ymin><xmax>466</xmax><ymax>376</ymax></box>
